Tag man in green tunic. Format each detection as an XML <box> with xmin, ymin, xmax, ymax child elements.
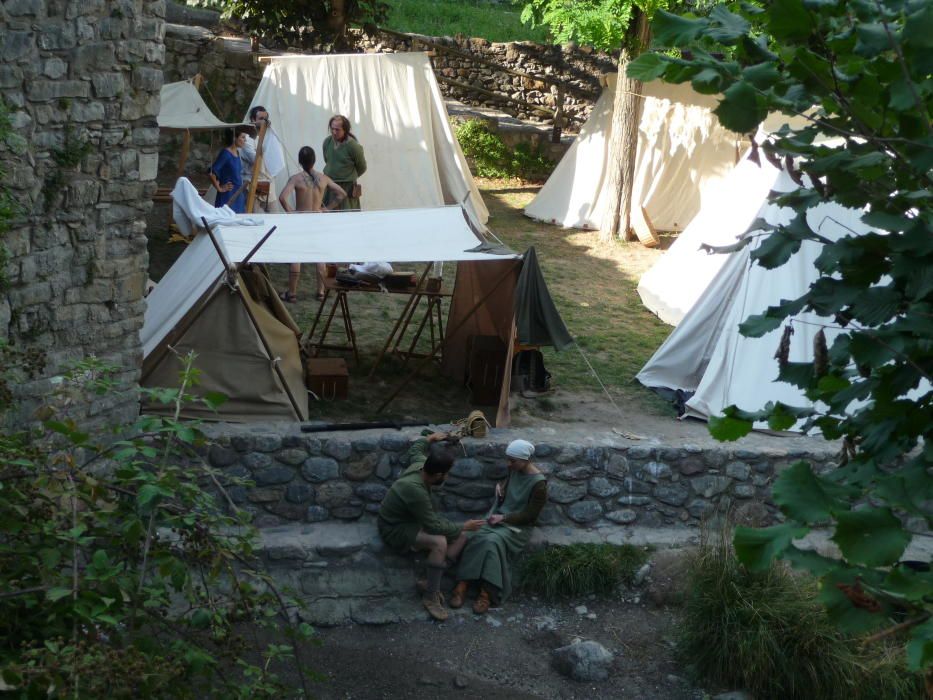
<box><xmin>378</xmin><ymin>432</ymin><xmax>485</xmax><ymax>621</ymax></box>
<box><xmin>322</xmin><ymin>115</ymin><xmax>367</xmax><ymax>211</ymax></box>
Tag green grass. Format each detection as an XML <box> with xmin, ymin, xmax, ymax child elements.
<box><xmin>517</xmin><ymin>543</ymin><xmax>649</xmax><ymax>598</ymax></box>
<box><xmin>383</xmin><ymin>0</ymin><xmax>550</xmax><ymax>43</ymax></box>
<box><xmin>679</xmin><ymin>528</ymin><xmax>923</xmax><ymax>700</ymax></box>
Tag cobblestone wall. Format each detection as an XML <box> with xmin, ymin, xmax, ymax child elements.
<box><xmin>1</xmin><ymin>0</ymin><xmax>165</xmax><ymax>427</ymax></box>
<box><xmin>205</xmin><ymin>430</ymin><xmax>839</xmax><ymax>531</ymax></box>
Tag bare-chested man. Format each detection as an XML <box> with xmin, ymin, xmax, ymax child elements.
<box><xmin>277</xmin><ymin>146</ymin><xmax>346</xmax><ymax>302</ymax></box>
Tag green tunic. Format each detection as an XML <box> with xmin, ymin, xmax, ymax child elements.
<box><xmin>455</xmin><ymin>470</ymin><xmax>547</xmax><ymax>601</ymax></box>
<box><xmin>322</xmin><ymin>135</ymin><xmax>367</xmax><ymax>210</ymax></box>
<box><xmin>377</xmin><ymin>438</ymin><xmax>462</xmax><ymax>553</ymax></box>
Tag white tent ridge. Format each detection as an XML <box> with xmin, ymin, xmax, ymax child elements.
<box><xmin>157</xmin><ymin>79</ymin><xmax>248</xmax><ymax>131</ymax></box>
<box><xmin>636</xmin><ymin>168</ymin><xmax>879</xmax><ymax>431</ymax></box>
<box><xmin>524</xmin><ymin>76</ymin><xmax>746</xmax><ymax>233</ymax></box>
<box><xmin>248</xmin><ymin>53</ymin><xmax>488</xmax><ymax>228</ymax></box>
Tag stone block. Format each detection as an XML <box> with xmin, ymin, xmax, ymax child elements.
<box><xmin>686</xmin><ymin>499</ymin><xmax>714</xmax><ymax>519</ymax></box>
<box><xmin>607</xmin><ymin>454</ymin><xmax>629</xmax><ymax>477</ymax></box>
<box><xmin>0</xmin><ymin>66</ymin><xmax>24</xmax><ymax>88</ymax></box>
<box><xmin>451</xmin><ymin>457</ymin><xmax>483</xmax><ymax>479</ymax></box>
<box><xmin>344</xmin><ymin>453</ymin><xmax>379</xmax><ymax>481</ymax></box>
<box><xmin>306</xmin><ymin>505</ymin><xmax>329</xmax><ymax>522</ymax></box>
<box><xmin>588</xmin><ymin>477</ymin><xmax>620</xmax><ymax>498</ymax></box>
<box><xmin>678</xmin><ymin>458</ymin><xmax>705</xmax><ymax>476</ymax></box>
<box><xmin>276</xmin><ymin>448</ymin><xmax>308</xmax><ymax>466</ymax></box>
<box><xmin>616</xmin><ymin>495</ymin><xmax>652</xmax><ymax>506</ymax></box>
<box><xmin>71</xmin><ymin>43</ymin><xmax>116</xmax><ymax>73</ymax></box>
<box><xmin>639</xmin><ymin>461</ymin><xmax>672</xmax><ymax>483</ymax></box>
<box><xmin>301</xmin><ymin>598</ymin><xmax>351</xmax><ymax>627</ymax></box>
<box><xmin>253</xmin><ymin>434</ymin><xmax>282</xmax><ymax>452</ymax></box>
<box><xmin>315</xmin><ymin>481</ymin><xmax>353</xmax><ymax>508</ymax></box>
<box><xmin>356</xmin><ymin>483</ymin><xmax>388</xmax><ymax>502</ymax></box>
<box><xmin>230</xmin><ymin>435</ymin><xmax>252</xmax><ymax>452</ymax></box>
<box><xmin>350</xmin><ymin>598</ymin><xmax>407</xmax><ymax>625</ymax></box>
<box><xmin>447</xmin><ymin>481</ymin><xmax>494</xmax><ymax>499</ymax></box>
<box><xmin>254</xmin><ymin>465</ymin><xmax>296</xmax><ymax>486</ymax></box>
<box><xmin>551</xmin><ymin>640</ymin><xmax>613</xmax><ymax>682</ymax></box>
<box><xmin>375</xmin><ymin>454</ymin><xmax>393</xmax><ymax>480</ymax></box>
<box><xmin>5</xmin><ymin>0</ymin><xmax>43</xmax><ymax>16</ymax></box>
<box><xmin>555</xmin><ymin>445</ymin><xmax>582</xmax><ymax>463</ymax></box>
<box><xmin>690</xmin><ymin>475</ymin><xmax>732</xmax><ymax>498</ymax></box>
<box><xmin>265</xmin><ymin>501</ymin><xmax>307</xmax><ymax>521</ymax></box>
<box><xmin>27</xmin><ymin>80</ymin><xmax>90</xmax><ymax>102</ymax></box>
<box><xmin>331</xmin><ymin>505</ymin><xmax>364</xmax><ymax>520</ymax></box>
<box><xmin>285</xmin><ymin>482</ymin><xmax>314</xmax><ymax>504</ymax></box>
<box><xmin>621</xmin><ymin>478</ymin><xmax>652</xmax><ymax>494</ymax></box>
<box><xmin>556</xmin><ymin>465</ymin><xmax>592</xmax><ymax>481</ymax></box>
<box><xmin>733</xmin><ymin>484</ymin><xmax>756</xmax><ymax>499</ymax></box>
<box><xmin>302</xmin><ymin>457</ymin><xmax>340</xmax><ymax>483</ymax></box>
<box><xmin>247</xmin><ymin>487</ymin><xmax>285</xmax><ymax>504</ymax></box>
<box><xmin>547</xmin><ymin>480</ymin><xmax>586</xmax><ymax>504</ymax></box>
<box><xmin>351</xmin><ymin>437</ymin><xmax>379</xmax><ymax>453</ymax></box>
<box><xmin>38</xmin><ymin>22</ymin><xmax>77</xmax><ymax>50</ymax></box>
<box><xmin>605</xmin><ymin>509</ymin><xmax>637</xmax><ymax>524</ymax></box>
<box><xmin>282</xmin><ymin>435</ymin><xmax>321</xmax><ymax>453</ymax></box>
<box><xmin>208</xmin><ymin>444</ymin><xmax>238</xmax><ymax>467</ymax></box>
<box><xmin>324</xmin><ymin>439</ymin><xmax>352</xmax><ymax>460</ymax></box>
<box><xmin>584</xmin><ymin>447</ymin><xmax>609</xmax><ymax>469</ymax></box>
<box><xmin>484</xmin><ymin>462</ymin><xmax>508</xmax><ymax>480</ymax></box>
<box><xmin>2</xmin><ymin>31</ymin><xmax>35</xmax><ymax>62</ymax></box>
<box><xmin>379</xmin><ymin>433</ymin><xmax>410</xmax><ymax>451</ymax></box>
<box><xmin>457</xmin><ymin>497</ymin><xmax>489</xmax><ymax>513</ymax></box>
<box><xmin>138</xmin><ymin>152</ymin><xmax>159</xmax><ymax>181</ymax></box>
<box><xmin>734</xmin><ymin>502</ymin><xmax>770</xmax><ymax>527</ymax></box>
<box><xmin>725</xmin><ymin>461</ymin><xmax>751</xmax><ymax>481</ymax></box>
<box><xmin>627</xmin><ymin>446</ymin><xmax>655</xmax><ymax>460</ymax></box>
<box><xmin>567</xmin><ymin>500</ymin><xmax>603</xmax><ymax>524</ymax></box>
<box><xmin>242</xmin><ymin>452</ymin><xmax>272</xmax><ymax>471</ymax></box>
<box><xmin>132</xmin><ymin>66</ymin><xmax>163</xmax><ymax>91</ymax></box>
<box><xmin>654</xmin><ymin>484</ymin><xmax>689</xmax><ymax>507</ymax></box>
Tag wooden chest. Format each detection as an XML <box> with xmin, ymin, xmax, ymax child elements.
<box><xmin>306</xmin><ymin>357</ymin><xmax>349</xmax><ymax>400</ymax></box>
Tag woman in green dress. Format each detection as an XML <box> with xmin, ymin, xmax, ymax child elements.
<box><xmin>322</xmin><ymin>114</ymin><xmax>367</xmax><ymax>211</ymax></box>
<box><xmin>450</xmin><ymin>439</ymin><xmax>548</xmax><ymax>614</ymax></box>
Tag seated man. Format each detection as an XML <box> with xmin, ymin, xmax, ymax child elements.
<box><xmin>378</xmin><ymin>432</ymin><xmax>485</xmax><ymax>621</ymax></box>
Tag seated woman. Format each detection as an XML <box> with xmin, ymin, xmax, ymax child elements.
<box><xmin>450</xmin><ymin>439</ymin><xmax>548</xmax><ymax>614</ymax></box>
<box><xmin>209</xmin><ymin>127</ymin><xmax>249</xmax><ymax>213</ymax></box>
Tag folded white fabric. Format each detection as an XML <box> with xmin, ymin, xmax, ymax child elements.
<box><xmin>171</xmin><ymin>177</ymin><xmax>265</xmax><ymax>236</ymax></box>
<box><xmin>349</xmin><ymin>261</ymin><xmax>393</xmax><ymax>279</ymax></box>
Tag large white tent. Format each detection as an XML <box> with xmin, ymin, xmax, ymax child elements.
<box><xmin>636</xmin><ymin>169</ymin><xmax>877</xmax><ymax>429</ymax></box>
<box><xmin>524</xmin><ymin>75</ymin><xmax>745</xmax><ymax>232</ymax></box>
<box><xmin>157</xmin><ymin>79</ymin><xmax>247</xmax><ymax>131</ymax></box>
<box><xmin>248</xmin><ymin>53</ymin><xmax>488</xmax><ymax>228</ymax></box>
<box><xmin>637</xmin><ymin>152</ymin><xmax>784</xmax><ymax>325</ymax></box>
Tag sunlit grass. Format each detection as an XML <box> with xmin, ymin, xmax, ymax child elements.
<box><xmin>382</xmin><ymin>0</ymin><xmax>550</xmax><ymax>43</ymax></box>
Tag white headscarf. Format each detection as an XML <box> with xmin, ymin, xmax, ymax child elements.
<box><xmin>505</xmin><ymin>439</ymin><xmax>535</xmax><ymax>461</ymax></box>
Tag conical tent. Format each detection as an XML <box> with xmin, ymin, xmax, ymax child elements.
<box><xmin>248</xmin><ymin>52</ymin><xmax>488</xmax><ymax>229</ymax></box>
<box><xmin>514</xmin><ymin>247</ymin><xmax>573</xmax><ymax>350</ymax></box>
<box><xmin>524</xmin><ymin>75</ymin><xmax>745</xmax><ymax>232</ymax></box>
<box><xmin>636</xmin><ymin>169</ymin><xmax>876</xmax><ymax>430</ymax></box>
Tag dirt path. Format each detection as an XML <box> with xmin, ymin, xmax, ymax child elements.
<box><xmin>295</xmin><ymin>596</ymin><xmax>696</xmax><ymax>700</ymax></box>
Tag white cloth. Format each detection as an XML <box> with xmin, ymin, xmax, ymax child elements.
<box><xmin>350</xmin><ymin>261</ymin><xmax>393</xmax><ymax>278</ymax></box>
<box><xmin>241</xmin><ymin>130</ymin><xmax>285</xmax><ymax>179</ymax></box>
<box><xmin>505</xmin><ymin>439</ymin><xmax>535</xmax><ymax>460</ymax></box>
<box><xmin>171</xmin><ymin>177</ymin><xmax>264</xmax><ymax>236</ymax></box>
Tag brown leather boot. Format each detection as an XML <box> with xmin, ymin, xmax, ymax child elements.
<box><xmin>472</xmin><ymin>587</ymin><xmax>490</xmax><ymax>614</ymax></box>
<box><xmin>422</xmin><ymin>591</ymin><xmax>449</xmax><ymax>622</ymax></box>
<box><xmin>449</xmin><ymin>581</ymin><xmax>469</xmax><ymax>609</ymax></box>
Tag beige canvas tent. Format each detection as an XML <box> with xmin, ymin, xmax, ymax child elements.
<box><xmin>249</xmin><ymin>52</ymin><xmax>489</xmax><ymax>229</ymax></box>
<box><xmin>141</xmin><ymin>183</ymin><xmax>571</xmax><ymax>423</ymax></box>
<box><xmin>524</xmin><ymin>75</ymin><xmax>746</xmax><ymax>233</ymax></box>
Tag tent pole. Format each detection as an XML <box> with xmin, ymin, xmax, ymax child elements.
<box><xmin>245</xmin><ymin>119</ymin><xmax>268</xmax><ymax>214</ymax></box>
<box><xmin>376</xmin><ymin>264</ymin><xmax>516</xmax><ymax>414</ymax></box>
<box><xmin>367</xmin><ymin>264</ymin><xmax>432</xmax><ymax>379</ymax></box>
<box><xmin>200</xmin><ymin>217</ymin><xmax>306</xmax><ymax>421</ymax></box>
<box><xmin>239</xmin><ymin>224</ymin><xmax>278</xmax><ymax>266</ymax></box>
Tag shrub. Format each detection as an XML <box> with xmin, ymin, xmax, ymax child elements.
<box><xmin>678</xmin><ymin>529</ymin><xmax>922</xmax><ymax>700</ymax></box>
<box><xmin>518</xmin><ymin>543</ymin><xmax>648</xmax><ymax>598</ymax></box>
<box><xmin>454</xmin><ymin>119</ymin><xmax>554</xmax><ymax>181</ymax></box>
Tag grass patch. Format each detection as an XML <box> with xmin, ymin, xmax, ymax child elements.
<box><xmin>518</xmin><ymin>543</ymin><xmax>648</xmax><ymax>598</ymax></box>
<box><xmin>455</xmin><ymin>119</ymin><xmax>555</xmax><ymax>181</ymax></box>
<box><xmin>383</xmin><ymin>0</ymin><xmax>550</xmax><ymax>43</ymax></box>
<box><xmin>679</xmin><ymin>529</ymin><xmax>923</xmax><ymax>699</ymax></box>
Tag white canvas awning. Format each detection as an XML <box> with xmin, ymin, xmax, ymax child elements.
<box><xmin>157</xmin><ymin>80</ymin><xmax>248</xmax><ymax>131</ymax></box>
<box><xmin>248</xmin><ymin>53</ymin><xmax>488</xmax><ymax>229</ymax></box>
<box><xmin>141</xmin><ymin>205</ymin><xmax>516</xmax><ymax>358</ymax></box>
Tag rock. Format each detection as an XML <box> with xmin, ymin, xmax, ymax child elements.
<box><xmin>607</xmin><ymin>454</ymin><xmax>629</xmax><ymax>477</ymax></box>
<box><xmin>276</xmin><ymin>448</ymin><xmax>309</xmax><ymax>466</ymax></box>
<box><xmin>586</xmin><ymin>613</ymin><xmax>597</xmax><ymax>620</ymax></box>
<box><xmin>486</xmin><ymin>616</ymin><xmax>502</xmax><ymax>628</ymax></box>
<box><xmin>379</xmin><ymin>433</ymin><xmax>410</xmax><ymax>451</ymax></box>
<box><xmin>315</xmin><ymin>481</ymin><xmax>353</xmax><ymax>508</ymax></box>
<box><xmin>654</xmin><ymin>483</ymin><xmax>689</xmax><ymax>506</ymax></box>
<box><xmin>605</xmin><ymin>509</ymin><xmax>637</xmax><ymax>524</ymax></box>
<box><xmin>678</xmin><ymin>458</ymin><xmax>705</xmax><ymax>475</ymax></box>
<box><xmin>350</xmin><ymin>598</ymin><xmax>404</xmax><ymax>625</ymax></box>
<box><xmin>633</xmin><ymin>563</ymin><xmax>651</xmax><ymax>587</ymax></box>
<box><xmin>305</xmin><ymin>506</ymin><xmax>329</xmax><ymax>522</ymax></box>
<box><xmin>446</xmin><ymin>481</ymin><xmax>495</xmax><ymax>499</ymax></box>
<box><xmin>627</xmin><ymin>446</ymin><xmax>654</xmax><ymax>460</ymax></box>
<box><xmin>483</xmin><ymin>462</ymin><xmax>508</xmax><ymax>480</ymax></box>
<box><xmin>588</xmin><ymin>477</ymin><xmax>620</xmax><ymax>498</ymax></box>
<box><xmin>734</xmin><ymin>501</ymin><xmax>771</xmax><ymax>527</ymax></box>
<box><xmin>714</xmin><ymin>692</ymin><xmax>755</xmax><ymax>700</ymax></box>
<box><xmin>285</xmin><ymin>482</ymin><xmax>314</xmax><ymax>504</ymax></box>
<box><xmin>302</xmin><ymin>457</ymin><xmax>340</xmax><ymax>483</ymax></box>
<box><xmin>356</xmin><ymin>482</ymin><xmax>389</xmax><ymax>502</ymax></box>
<box><xmin>208</xmin><ymin>444</ymin><xmax>238</xmax><ymax>467</ymax></box>
<box><xmin>556</xmin><ymin>465</ymin><xmax>593</xmax><ymax>481</ymax></box>
<box><xmin>551</xmin><ymin>640</ymin><xmax>613</xmax><ymax>682</ymax></box>
<box><xmin>622</xmin><ymin>478</ymin><xmax>652</xmax><ymax>494</ymax></box>
<box><xmin>534</xmin><ymin>615</ymin><xmax>558</xmax><ymax>631</ymax></box>
<box><xmin>324</xmin><ymin>439</ymin><xmax>352</xmax><ymax>460</ymax></box>
<box><xmin>453</xmin><ymin>674</ymin><xmax>469</xmax><ymax>689</ymax></box>
<box><xmin>725</xmin><ymin>461</ymin><xmax>751</xmax><ymax>481</ymax></box>
<box><xmin>690</xmin><ymin>475</ymin><xmax>733</xmax><ymax>498</ymax></box>
<box><xmin>733</xmin><ymin>483</ymin><xmax>756</xmax><ymax>499</ymax></box>
<box><xmin>567</xmin><ymin>500</ymin><xmax>603</xmax><ymax>524</ymax></box>
<box><xmin>616</xmin><ymin>495</ymin><xmax>651</xmax><ymax>507</ymax></box>
<box><xmin>375</xmin><ymin>454</ymin><xmax>393</xmax><ymax>480</ymax></box>
<box><xmin>253</xmin><ymin>465</ymin><xmax>295</xmax><ymax>486</ymax></box>
<box><xmin>536</xmin><ymin>504</ymin><xmax>566</xmax><ymax>525</ymax></box>
<box><xmin>344</xmin><ymin>453</ymin><xmax>378</xmax><ymax>481</ymax></box>
<box><xmin>548</xmin><ymin>481</ymin><xmax>587</xmax><ymax>504</ymax></box>
<box><xmin>686</xmin><ymin>499</ymin><xmax>714</xmax><ymax>519</ymax></box>
<box><xmin>331</xmin><ymin>505</ymin><xmax>364</xmax><ymax>520</ymax></box>
<box><xmin>242</xmin><ymin>452</ymin><xmax>272</xmax><ymax>470</ymax></box>
<box><xmin>302</xmin><ymin>598</ymin><xmax>350</xmax><ymax>627</ymax></box>
<box><xmin>640</xmin><ymin>461</ymin><xmax>672</xmax><ymax>483</ymax></box>
<box><xmin>351</xmin><ymin>437</ymin><xmax>379</xmax><ymax>453</ymax></box>
<box><xmin>253</xmin><ymin>434</ymin><xmax>283</xmax><ymax>452</ymax></box>
<box><xmin>574</xmin><ymin>605</ymin><xmax>588</xmax><ymax>615</ymax></box>
<box><xmin>451</xmin><ymin>458</ymin><xmax>484</xmax><ymax>479</ymax></box>
<box><xmin>417</xmin><ymin>675</ymin><xmax>442</xmax><ymax>687</ymax></box>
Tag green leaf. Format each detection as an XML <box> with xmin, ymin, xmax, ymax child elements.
<box><xmin>651</xmin><ymin>10</ymin><xmax>708</xmax><ymax>46</ymax></box>
<box><xmin>738</xmin><ymin>312</ymin><xmax>784</xmax><ymax>338</ymax></box>
<box><xmin>752</xmin><ymin>231</ymin><xmax>803</xmax><ymax>269</ymax></box>
<box><xmin>708</xmin><ymin>414</ymin><xmax>753</xmax><ymax>441</ymax></box>
<box><xmin>884</xmin><ymin>565</ymin><xmax>933</xmax><ymax>602</ymax></box>
<box><xmin>714</xmin><ymin>80</ymin><xmax>765</xmax><ymax>133</ymax></box>
<box><xmin>137</xmin><ymin>484</ymin><xmax>167</xmax><ymax>509</ymax></box>
<box><xmin>768</xmin><ymin>0</ymin><xmax>813</xmax><ymax>41</ymax></box>
<box><xmin>854</xmin><ymin>23</ymin><xmax>891</xmax><ymax>58</ymax></box>
<box><xmin>907</xmin><ymin>618</ymin><xmax>933</xmax><ymax>671</ymax></box>
<box><xmin>819</xmin><ymin>568</ymin><xmax>889</xmax><ymax>635</ymax></box>
<box><xmin>742</xmin><ymin>62</ymin><xmax>780</xmax><ymax>90</ymax></box>
<box><xmin>626</xmin><ymin>53</ymin><xmax>669</xmax><ymax>82</ymax></box>
<box><xmin>734</xmin><ymin>523</ymin><xmax>809</xmax><ymax>570</ymax></box>
<box><xmin>904</xmin><ymin>2</ymin><xmax>933</xmax><ymax>49</ymax></box>
<box><xmin>782</xmin><ymin>544</ymin><xmax>839</xmax><ymax>576</ymax></box>
<box><xmin>772</xmin><ymin>461</ymin><xmax>857</xmax><ymax>523</ymax></box>
<box><xmin>191</xmin><ymin>608</ymin><xmax>212</xmax><ymax>629</ymax></box>
<box><xmin>832</xmin><ymin>507</ymin><xmax>910</xmax><ymax>566</ymax></box>
<box><xmin>47</xmin><ymin>587</ymin><xmax>72</xmax><ymax>602</ymax></box>
<box><xmin>707</xmin><ymin>5</ymin><xmax>750</xmax><ymax>43</ymax></box>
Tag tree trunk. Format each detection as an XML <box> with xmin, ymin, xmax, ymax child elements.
<box><xmin>600</xmin><ymin>9</ymin><xmax>651</xmax><ymax>243</ymax></box>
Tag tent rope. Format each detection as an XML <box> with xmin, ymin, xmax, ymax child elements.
<box><xmin>572</xmin><ymin>341</ymin><xmax>628</xmax><ymax>421</ymax></box>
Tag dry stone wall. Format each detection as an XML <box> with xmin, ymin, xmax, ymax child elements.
<box><xmin>1</xmin><ymin>0</ymin><xmax>165</xmax><ymax>428</ymax></box>
<box><xmin>204</xmin><ymin>429</ymin><xmax>839</xmax><ymax>531</ymax></box>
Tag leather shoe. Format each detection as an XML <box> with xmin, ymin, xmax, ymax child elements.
<box><xmin>449</xmin><ymin>581</ymin><xmax>469</xmax><ymax>609</ymax></box>
<box><xmin>422</xmin><ymin>591</ymin><xmax>449</xmax><ymax>622</ymax></box>
<box><xmin>472</xmin><ymin>588</ymin><xmax>490</xmax><ymax>615</ymax></box>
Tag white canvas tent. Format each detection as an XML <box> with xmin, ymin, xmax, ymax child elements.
<box><xmin>248</xmin><ymin>53</ymin><xmax>488</xmax><ymax>229</ymax></box>
<box><xmin>524</xmin><ymin>75</ymin><xmax>745</xmax><ymax>232</ymax></box>
<box><xmin>636</xmin><ymin>169</ymin><xmax>877</xmax><ymax>429</ymax></box>
<box><xmin>157</xmin><ymin>79</ymin><xmax>248</xmax><ymax>131</ymax></box>
<box><xmin>637</xmin><ymin>152</ymin><xmax>784</xmax><ymax>325</ymax></box>
<box><xmin>141</xmin><ymin>185</ymin><xmax>570</xmax><ymax>423</ymax></box>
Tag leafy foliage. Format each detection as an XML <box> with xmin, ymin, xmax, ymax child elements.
<box><xmin>0</xmin><ymin>354</ymin><xmax>314</xmax><ymax>698</ymax></box>
<box><xmin>454</xmin><ymin>119</ymin><xmax>555</xmax><ymax>181</ymax></box>
<box><xmin>205</xmin><ymin>0</ymin><xmax>389</xmax><ymax>48</ymax></box>
<box><xmin>631</xmin><ymin>0</ymin><xmax>933</xmax><ymax>669</ymax></box>
<box><xmin>679</xmin><ymin>528</ymin><xmax>923</xmax><ymax>699</ymax></box>
<box><xmin>518</xmin><ymin>543</ymin><xmax>648</xmax><ymax>598</ymax></box>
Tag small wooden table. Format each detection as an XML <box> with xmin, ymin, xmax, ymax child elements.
<box><xmin>302</xmin><ymin>276</ymin><xmax>451</xmax><ymax>372</ymax></box>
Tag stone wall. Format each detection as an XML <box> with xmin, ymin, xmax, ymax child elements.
<box><xmin>1</xmin><ymin>0</ymin><xmax>166</xmax><ymax>427</ymax></box>
<box><xmin>205</xmin><ymin>429</ymin><xmax>839</xmax><ymax>531</ymax></box>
